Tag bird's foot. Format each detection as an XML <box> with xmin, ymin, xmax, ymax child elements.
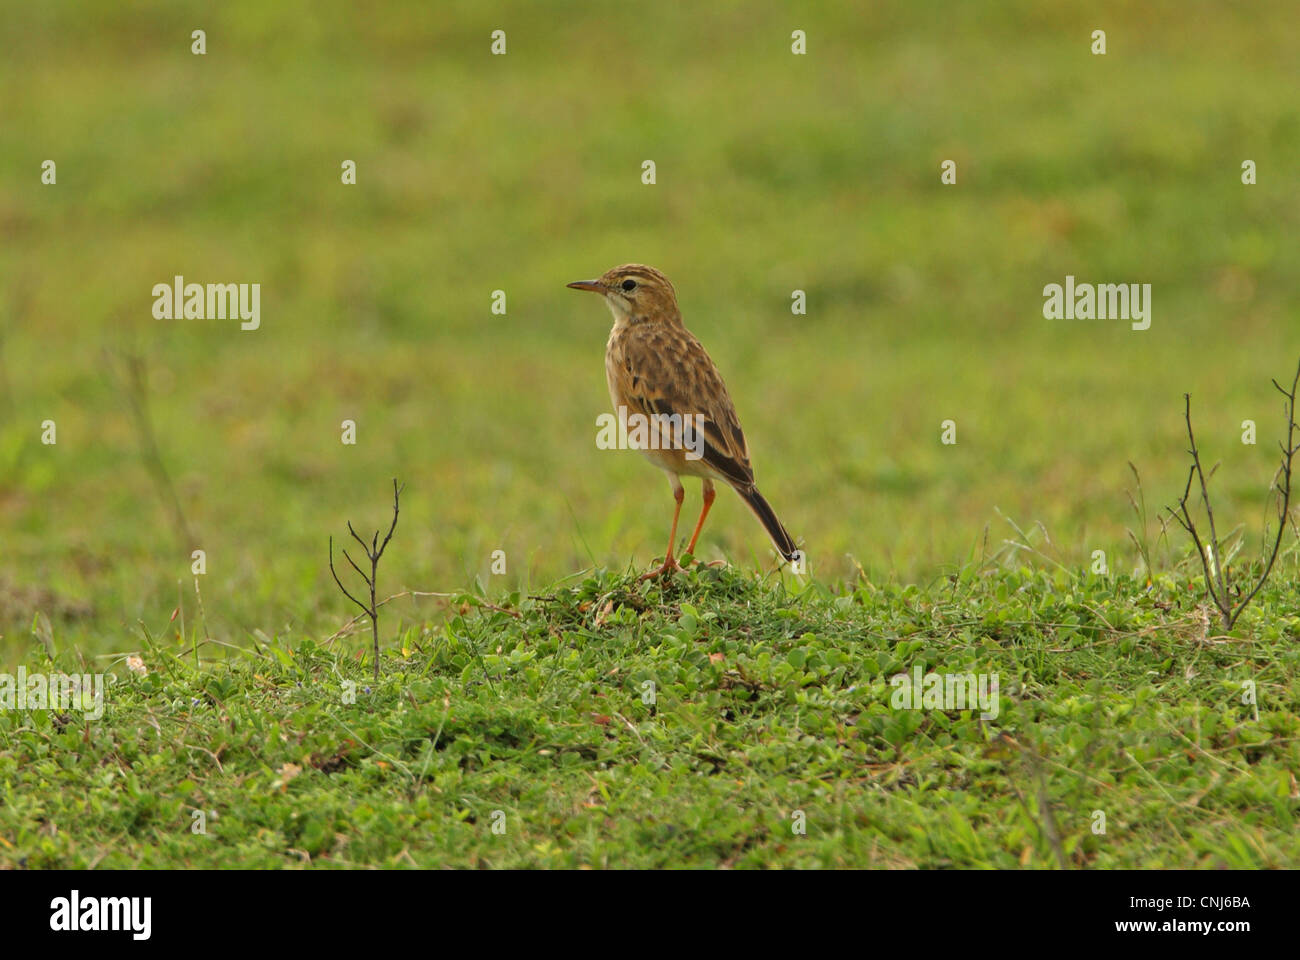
<box><xmin>638</xmin><ymin>556</ymin><xmax>683</xmax><ymax>581</ymax></box>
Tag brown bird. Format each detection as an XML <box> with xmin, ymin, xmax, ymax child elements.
<box><xmin>567</xmin><ymin>264</ymin><xmax>801</xmax><ymax>579</ymax></box>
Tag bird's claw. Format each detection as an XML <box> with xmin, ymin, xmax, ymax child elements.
<box><xmin>638</xmin><ymin>557</ymin><xmax>683</xmax><ymax>581</ymax></box>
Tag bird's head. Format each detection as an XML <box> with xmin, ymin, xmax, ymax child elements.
<box><xmin>567</xmin><ymin>264</ymin><xmax>680</xmax><ymax>324</ymax></box>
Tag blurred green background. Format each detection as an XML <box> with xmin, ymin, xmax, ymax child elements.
<box><xmin>1</xmin><ymin>1</ymin><xmax>1296</xmax><ymax>660</ymax></box>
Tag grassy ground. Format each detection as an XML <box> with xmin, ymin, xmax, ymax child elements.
<box><xmin>1</xmin><ymin>2</ymin><xmax>1297</xmax><ymax>658</ymax></box>
<box><xmin>1</xmin><ymin>2</ymin><xmax>1298</xmax><ymax>867</ymax></box>
<box><xmin>3</xmin><ymin>559</ymin><xmax>1298</xmax><ymax>868</ymax></box>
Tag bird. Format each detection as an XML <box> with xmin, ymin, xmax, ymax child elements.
<box><xmin>567</xmin><ymin>264</ymin><xmax>801</xmax><ymax>579</ymax></box>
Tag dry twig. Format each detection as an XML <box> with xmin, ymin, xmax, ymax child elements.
<box><xmin>329</xmin><ymin>479</ymin><xmax>404</xmax><ymax>680</ymax></box>
<box><xmin>1167</xmin><ymin>358</ymin><xmax>1300</xmax><ymax>630</ymax></box>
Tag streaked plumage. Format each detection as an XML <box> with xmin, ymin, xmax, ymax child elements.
<box><xmin>568</xmin><ymin>264</ymin><xmax>800</xmax><ymax>577</ymax></box>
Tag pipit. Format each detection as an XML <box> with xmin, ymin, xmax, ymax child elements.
<box><xmin>568</xmin><ymin>264</ymin><xmax>801</xmax><ymax>579</ymax></box>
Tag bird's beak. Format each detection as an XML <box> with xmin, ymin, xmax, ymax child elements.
<box><xmin>566</xmin><ymin>279</ymin><xmax>604</xmax><ymax>294</ymax></box>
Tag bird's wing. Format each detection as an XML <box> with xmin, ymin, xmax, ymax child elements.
<box><xmin>616</xmin><ymin>324</ymin><xmax>755</xmax><ymax>488</ymax></box>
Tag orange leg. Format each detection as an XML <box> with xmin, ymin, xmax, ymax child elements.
<box><xmin>685</xmin><ymin>479</ymin><xmax>716</xmax><ymax>556</ymax></box>
<box><xmin>640</xmin><ymin>477</ymin><xmax>685</xmax><ymax>580</ymax></box>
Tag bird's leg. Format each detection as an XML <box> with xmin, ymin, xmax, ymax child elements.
<box><xmin>640</xmin><ymin>477</ymin><xmax>685</xmax><ymax>580</ymax></box>
<box><xmin>684</xmin><ymin>479</ymin><xmax>716</xmax><ymax>558</ymax></box>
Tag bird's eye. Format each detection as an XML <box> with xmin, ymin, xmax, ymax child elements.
<box><xmin>621</xmin><ymin>279</ymin><xmax>637</xmax><ymax>292</ymax></box>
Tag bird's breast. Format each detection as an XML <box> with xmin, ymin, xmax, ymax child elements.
<box><xmin>605</xmin><ymin>328</ymin><xmax>624</xmax><ymax>412</ymax></box>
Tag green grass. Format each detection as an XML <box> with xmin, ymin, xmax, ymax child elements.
<box><xmin>4</xmin><ymin>559</ymin><xmax>1298</xmax><ymax>868</ymax></box>
<box><xmin>1</xmin><ymin>1</ymin><xmax>1298</xmax><ymax>868</ymax></box>
<box><xmin>2</xmin><ymin>1</ymin><xmax>1298</xmax><ymax>658</ymax></box>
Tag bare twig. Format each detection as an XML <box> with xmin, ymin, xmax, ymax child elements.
<box><xmin>1185</xmin><ymin>395</ymin><xmax>1228</xmax><ymax>601</ymax></box>
<box><xmin>1234</xmin><ymin>366</ymin><xmax>1300</xmax><ymax>617</ymax></box>
<box><xmin>1125</xmin><ymin>462</ymin><xmax>1154</xmax><ymax>583</ymax></box>
<box><xmin>1167</xmin><ymin>357</ymin><xmax>1300</xmax><ymax>630</ymax></box>
<box><xmin>329</xmin><ymin>479</ymin><xmax>404</xmax><ymax>681</ymax></box>
<box><xmin>323</xmin><ymin>589</ymin><xmax>458</xmax><ymax>643</ymax></box>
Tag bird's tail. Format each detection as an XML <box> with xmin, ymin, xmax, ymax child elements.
<box><xmin>736</xmin><ymin>485</ymin><xmax>801</xmax><ymax>564</ymax></box>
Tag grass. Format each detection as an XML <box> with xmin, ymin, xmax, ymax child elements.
<box><xmin>3</xmin><ymin>554</ymin><xmax>1298</xmax><ymax>869</ymax></box>
<box><xmin>2</xmin><ymin>1</ymin><xmax>1298</xmax><ymax>659</ymax></box>
<box><xmin>1</xmin><ymin>2</ymin><xmax>1298</xmax><ymax>868</ymax></box>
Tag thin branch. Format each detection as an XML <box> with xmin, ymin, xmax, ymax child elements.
<box><xmin>324</xmin><ymin>589</ymin><xmax>459</xmax><ymax>644</ymax></box>
<box><xmin>1228</xmin><ymin>357</ymin><xmax>1300</xmax><ymax>627</ymax></box>
<box><xmin>1182</xmin><ymin>394</ymin><xmax>1227</xmax><ymax>602</ymax></box>
<box><xmin>328</xmin><ymin>537</ymin><xmax>369</xmax><ymax>614</ymax></box>
<box><xmin>342</xmin><ymin>548</ymin><xmax>368</xmax><ymax>585</ymax></box>
<box><xmin>1168</xmin><ymin>464</ymin><xmax>1225</xmax><ymax>619</ymax></box>
<box><xmin>377</xmin><ymin>480</ymin><xmax>404</xmax><ymax>559</ymax></box>
<box><xmin>327</xmin><ymin>480</ymin><xmax>405</xmax><ymax>681</ymax></box>
<box><xmin>1168</xmin><ymin>357</ymin><xmax>1300</xmax><ymax>630</ymax></box>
